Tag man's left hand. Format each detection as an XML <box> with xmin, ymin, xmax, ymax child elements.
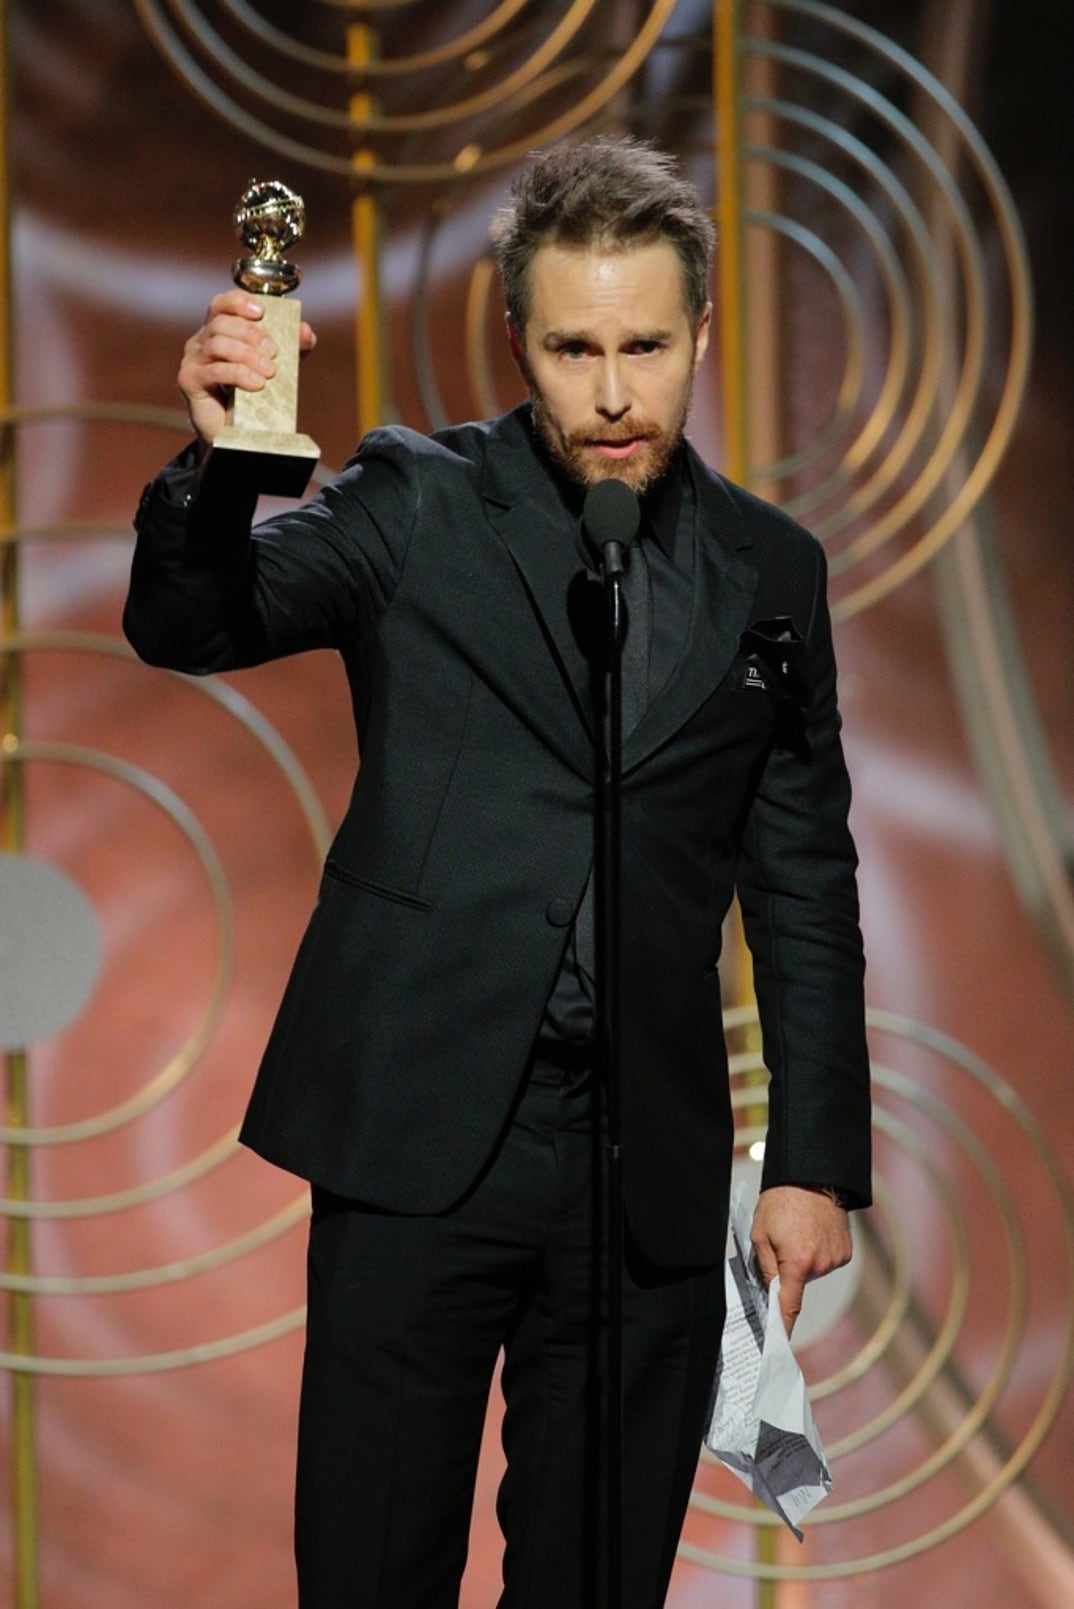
<box><xmin>750</xmin><ymin>1185</ymin><xmax>852</xmax><ymax>1336</ymax></box>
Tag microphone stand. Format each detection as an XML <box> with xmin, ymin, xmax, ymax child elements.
<box><xmin>597</xmin><ymin>536</ymin><xmax>627</xmax><ymax>1609</ymax></box>
<box><xmin>583</xmin><ymin>476</ymin><xmax>638</xmax><ymax>1609</ymax></box>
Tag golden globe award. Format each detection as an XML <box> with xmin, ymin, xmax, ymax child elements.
<box><xmin>205</xmin><ymin>178</ymin><xmax>320</xmax><ymax>497</ymax></box>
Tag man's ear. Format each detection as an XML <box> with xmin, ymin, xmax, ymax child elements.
<box><xmin>506</xmin><ymin>313</ymin><xmax>528</xmax><ymax>380</ymax></box>
<box><xmin>692</xmin><ymin>302</ymin><xmax>712</xmax><ymax>371</ymax></box>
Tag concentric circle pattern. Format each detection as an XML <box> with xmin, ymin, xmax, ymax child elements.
<box><xmin>679</xmin><ymin>1006</ymin><xmax>1074</xmax><ymax>1578</ymax></box>
<box><xmin>2</xmin><ymin>3</ymin><xmax>1068</xmax><ymax>1598</ymax></box>
<box><xmin>1</xmin><ymin>408</ymin><xmax>334</xmax><ymax>1374</ymax></box>
<box><xmin>420</xmin><ymin>0</ymin><xmax>1031</xmax><ymax>618</ymax></box>
<box><xmin>743</xmin><ymin>0</ymin><xmax>1032</xmax><ymax>619</ymax></box>
<box><xmin>132</xmin><ymin>0</ymin><xmax>680</xmax><ymax>182</ymax></box>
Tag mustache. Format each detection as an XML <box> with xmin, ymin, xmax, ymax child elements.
<box><xmin>570</xmin><ymin>422</ymin><xmax>661</xmax><ymax>446</ymax></box>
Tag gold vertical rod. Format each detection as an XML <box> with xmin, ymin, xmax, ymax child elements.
<box><xmin>741</xmin><ymin>2</ymin><xmax>783</xmax><ymax>507</ymax></box>
<box><xmin>348</xmin><ymin>24</ymin><xmax>387</xmax><ymax>437</ymax></box>
<box><xmin>714</xmin><ymin>0</ymin><xmax>750</xmax><ymax>486</ymax></box>
<box><xmin>0</xmin><ymin>0</ymin><xmax>20</xmax><ymax>780</ymax></box>
<box><xmin>5</xmin><ymin>1056</ymin><xmax>37</xmax><ymax>1609</ymax></box>
<box><xmin>714</xmin><ymin>7</ymin><xmax>779</xmax><ymax>1602</ymax></box>
<box><xmin>0</xmin><ymin>2</ymin><xmax>40</xmax><ymax>1606</ymax></box>
<box><xmin>714</xmin><ymin>0</ymin><xmax>759</xmax><ymax>1020</ymax></box>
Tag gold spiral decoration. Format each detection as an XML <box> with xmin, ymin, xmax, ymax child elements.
<box><xmin>0</xmin><ymin>407</ymin><xmax>336</xmax><ymax>1375</ymax></box>
<box><xmin>745</xmin><ymin>0</ymin><xmax>1032</xmax><ymax>620</ymax></box>
<box><xmin>131</xmin><ymin>0</ymin><xmax>680</xmax><ymax>182</ymax></box>
<box><xmin>4</xmin><ymin>7</ymin><xmax>1063</xmax><ymax>1598</ymax></box>
<box><xmin>425</xmin><ymin>1</ymin><xmax>1033</xmax><ymax>621</ymax></box>
<box><xmin>680</xmin><ymin>1006</ymin><xmax>1074</xmax><ymax>1579</ymax></box>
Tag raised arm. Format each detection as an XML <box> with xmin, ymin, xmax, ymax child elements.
<box><xmin>124</xmin><ymin>291</ymin><xmax>412</xmax><ymax>675</ymax></box>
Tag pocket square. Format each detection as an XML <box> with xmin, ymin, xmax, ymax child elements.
<box><xmin>738</xmin><ymin>617</ymin><xmax>810</xmax><ymax>706</ymax></box>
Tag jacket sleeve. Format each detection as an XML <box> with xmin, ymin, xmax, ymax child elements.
<box><xmin>734</xmin><ymin>538</ymin><xmax>872</xmax><ymax>1209</ymax></box>
<box><xmin>123</xmin><ymin>431</ymin><xmax>420</xmax><ymax>674</ymax></box>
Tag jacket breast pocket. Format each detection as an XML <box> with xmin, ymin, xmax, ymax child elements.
<box><xmin>710</xmin><ymin>654</ymin><xmax>805</xmax><ymax>757</ymax></box>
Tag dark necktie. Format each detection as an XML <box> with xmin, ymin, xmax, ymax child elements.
<box><xmin>619</xmin><ymin>534</ymin><xmax>651</xmax><ymax>736</ymax></box>
<box><xmin>571</xmin><ymin>532</ymin><xmax>652</xmax><ymax>1001</ymax></box>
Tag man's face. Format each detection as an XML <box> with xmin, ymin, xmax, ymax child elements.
<box><xmin>511</xmin><ymin>238</ymin><xmax>710</xmax><ymax>495</ymax></box>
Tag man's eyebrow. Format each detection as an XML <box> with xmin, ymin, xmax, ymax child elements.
<box><xmin>540</xmin><ymin>326</ymin><xmax>674</xmax><ymax>347</ymax></box>
<box><xmin>541</xmin><ymin>327</ymin><xmax>594</xmax><ymax>347</ymax></box>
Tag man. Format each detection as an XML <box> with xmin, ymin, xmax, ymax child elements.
<box><xmin>125</xmin><ymin>137</ymin><xmax>870</xmax><ymax>1608</ymax></box>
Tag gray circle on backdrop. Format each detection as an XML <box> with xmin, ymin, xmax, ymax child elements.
<box><xmin>0</xmin><ymin>853</ymin><xmax>101</xmax><ymax>1050</ymax></box>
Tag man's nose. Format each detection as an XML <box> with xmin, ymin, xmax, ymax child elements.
<box><xmin>594</xmin><ymin>360</ymin><xmax>630</xmax><ymax>418</ymax></box>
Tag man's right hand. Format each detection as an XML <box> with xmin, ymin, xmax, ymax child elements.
<box><xmin>177</xmin><ymin>289</ymin><xmax>317</xmax><ymax>452</ymax></box>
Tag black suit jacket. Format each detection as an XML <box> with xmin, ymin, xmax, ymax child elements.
<box><xmin>125</xmin><ymin>404</ymin><xmax>870</xmax><ymax>1268</ymax></box>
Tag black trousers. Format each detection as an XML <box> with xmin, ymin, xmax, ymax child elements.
<box><xmin>294</xmin><ymin>1057</ymin><xmax>725</xmax><ymax>1608</ymax></box>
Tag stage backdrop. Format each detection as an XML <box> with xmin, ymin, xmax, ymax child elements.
<box><xmin>2</xmin><ymin>2</ymin><xmax>1072</xmax><ymax>1606</ymax></box>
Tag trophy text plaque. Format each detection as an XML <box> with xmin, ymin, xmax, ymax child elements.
<box><xmin>204</xmin><ymin>179</ymin><xmax>321</xmax><ymax>498</ymax></box>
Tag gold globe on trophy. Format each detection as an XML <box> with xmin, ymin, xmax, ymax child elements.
<box><xmin>205</xmin><ymin>178</ymin><xmax>320</xmax><ymax>497</ymax></box>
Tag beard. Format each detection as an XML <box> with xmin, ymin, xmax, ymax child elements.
<box><xmin>529</xmin><ymin>385</ymin><xmax>692</xmax><ymax>495</ymax></box>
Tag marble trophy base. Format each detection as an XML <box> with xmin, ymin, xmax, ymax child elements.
<box><xmin>203</xmin><ymin>295</ymin><xmax>320</xmax><ymax>498</ymax></box>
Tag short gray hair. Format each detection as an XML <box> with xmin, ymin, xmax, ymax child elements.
<box><xmin>490</xmin><ymin>135</ymin><xmax>715</xmax><ymax>330</ymax></box>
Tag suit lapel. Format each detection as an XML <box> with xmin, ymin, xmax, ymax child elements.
<box><xmin>481</xmin><ymin>411</ymin><xmax>600</xmax><ymax>772</ymax></box>
<box><xmin>479</xmin><ymin>413</ymin><xmax>760</xmax><ymax>777</ymax></box>
<box><xmin>623</xmin><ymin>450</ymin><xmax>759</xmax><ymax>772</ymax></box>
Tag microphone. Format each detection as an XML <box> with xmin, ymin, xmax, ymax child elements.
<box><xmin>582</xmin><ymin>479</ymin><xmax>641</xmax><ymax>578</ymax></box>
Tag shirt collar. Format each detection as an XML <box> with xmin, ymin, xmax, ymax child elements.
<box><xmin>638</xmin><ymin>447</ymin><xmax>687</xmax><ymax>563</ymax></box>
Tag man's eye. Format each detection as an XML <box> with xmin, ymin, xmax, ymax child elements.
<box><xmin>559</xmin><ymin>343</ymin><xmax>590</xmax><ymax>360</ymax></box>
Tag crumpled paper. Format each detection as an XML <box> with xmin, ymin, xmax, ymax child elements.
<box><xmin>704</xmin><ymin>1179</ymin><xmax>832</xmax><ymax>1539</ymax></box>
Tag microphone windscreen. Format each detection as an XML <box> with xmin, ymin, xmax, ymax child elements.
<box><xmin>582</xmin><ymin>478</ymin><xmax>641</xmax><ymax>551</ymax></box>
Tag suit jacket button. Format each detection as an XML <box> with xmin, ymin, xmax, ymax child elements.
<box><xmin>545</xmin><ymin>898</ymin><xmax>574</xmax><ymax>927</ymax></box>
